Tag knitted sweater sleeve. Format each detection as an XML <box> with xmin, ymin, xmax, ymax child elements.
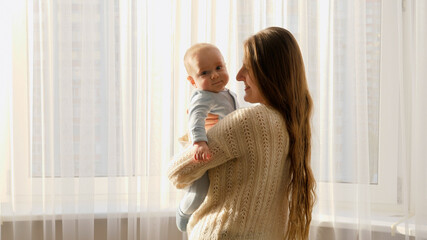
<box><xmin>168</xmin><ymin>107</ymin><xmax>247</xmax><ymax>189</ymax></box>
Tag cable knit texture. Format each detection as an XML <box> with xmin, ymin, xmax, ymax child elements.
<box><xmin>168</xmin><ymin>104</ymin><xmax>290</xmax><ymax>240</ymax></box>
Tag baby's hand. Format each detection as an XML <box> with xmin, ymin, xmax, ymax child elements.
<box><xmin>193</xmin><ymin>141</ymin><xmax>211</xmax><ymax>162</ymax></box>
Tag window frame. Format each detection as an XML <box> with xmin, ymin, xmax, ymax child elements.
<box><xmin>317</xmin><ymin>0</ymin><xmax>402</xmax><ymax>212</ymax></box>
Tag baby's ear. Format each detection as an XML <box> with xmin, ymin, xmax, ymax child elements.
<box><xmin>187</xmin><ymin>76</ymin><xmax>196</xmax><ymax>87</ymax></box>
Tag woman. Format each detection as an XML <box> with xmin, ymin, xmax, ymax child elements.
<box><xmin>168</xmin><ymin>27</ymin><xmax>316</xmax><ymax>239</ymax></box>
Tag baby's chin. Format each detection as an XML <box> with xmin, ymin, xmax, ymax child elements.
<box><xmin>200</xmin><ymin>85</ymin><xmax>227</xmax><ymax>93</ymax></box>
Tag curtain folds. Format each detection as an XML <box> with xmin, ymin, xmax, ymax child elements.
<box><xmin>1</xmin><ymin>0</ymin><xmax>426</xmax><ymax>239</ymax></box>
<box><xmin>403</xmin><ymin>0</ymin><xmax>427</xmax><ymax>239</ymax></box>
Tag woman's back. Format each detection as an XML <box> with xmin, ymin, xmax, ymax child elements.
<box><xmin>169</xmin><ymin>104</ymin><xmax>290</xmax><ymax>239</ymax></box>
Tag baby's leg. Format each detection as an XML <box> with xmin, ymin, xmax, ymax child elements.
<box><xmin>180</xmin><ymin>173</ymin><xmax>209</xmax><ymax>214</ymax></box>
<box><xmin>176</xmin><ymin>173</ymin><xmax>209</xmax><ymax>231</ymax></box>
<box><xmin>176</xmin><ymin>206</ymin><xmax>191</xmax><ymax>232</ymax></box>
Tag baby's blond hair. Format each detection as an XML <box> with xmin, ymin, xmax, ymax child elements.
<box><xmin>183</xmin><ymin>43</ymin><xmax>218</xmax><ymax>75</ymax></box>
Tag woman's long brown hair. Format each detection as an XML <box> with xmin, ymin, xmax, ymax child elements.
<box><xmin>244</xmin><ymin>27</ymin><xmax>316</xmax><ymax>239</ymax></box>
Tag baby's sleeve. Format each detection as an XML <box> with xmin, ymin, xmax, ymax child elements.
<box><xmin>188</xmin><ymin>91</ymin><xmax>215</xmax><ymax>143</ymax></box>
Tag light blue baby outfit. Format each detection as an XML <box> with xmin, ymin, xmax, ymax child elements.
<box><xmin>176</xmin><ymin>89</ymin><xmax>238</xmax><ymax>232</ymax></box>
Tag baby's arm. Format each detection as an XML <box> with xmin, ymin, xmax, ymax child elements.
<box><xmin>195</xmin><ymin>113</ymin><xmax>219</xmax><ymax>161</ymax></box>
<box><xmin>188</xmin><ymin>91</ymin><xmax>214</xmax><ymax>161</ymax></box>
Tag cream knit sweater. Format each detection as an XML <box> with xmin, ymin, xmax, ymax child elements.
<box><xmin>168</xmin><ymin>104</ymin><xmax>291</xmax><ymax>240</ymax></box>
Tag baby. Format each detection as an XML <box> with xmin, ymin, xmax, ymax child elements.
<box><xmin>176</xmin><ymin>43</ymin><xmax>238</xmax><ymax>231</ymax></box>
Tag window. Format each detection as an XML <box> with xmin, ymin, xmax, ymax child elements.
<box><xmin>13</xmin><ymin>0</ymin><xmax>398</xmax><ymax>214</ymax></box>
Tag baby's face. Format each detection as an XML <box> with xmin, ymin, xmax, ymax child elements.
<box><xmin>188</xmin><ymin>47</ymin><xmax>229</xmax><ymax>93</ymax></box>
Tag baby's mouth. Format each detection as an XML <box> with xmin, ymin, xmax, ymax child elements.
<box><xmin>212</xmin><ymin>81</ymin><xmax>223</xmax><ymax>86</ymax></box>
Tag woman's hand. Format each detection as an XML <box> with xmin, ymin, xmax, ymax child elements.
<box><xmin>193</xmin><ymin>141</ymin><xmax>211</xmax><ymax>161</ymax></box>
<box><xmin>205</xmin><ymin>113</ymin><xmax>219</xmax><ymax>131</ymax></box>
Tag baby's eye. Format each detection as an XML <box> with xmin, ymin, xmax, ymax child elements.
<box><xmin>201</xmin><ymin>71</ymin><xmax>208</xmax><ymax>75</ymax></box>
<box><xmin>216</xmin><ymin>66</ymin><xmax>222</xmax><ymax>70</ymax></box>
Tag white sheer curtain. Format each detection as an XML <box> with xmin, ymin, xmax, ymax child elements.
<box><xmin>397</xmin><ymin>0</ymin><xmax>427</xmax><ymax>238</ymax></box>
<box><xmin>2</xmin><ymin>0</ymin><xmax>191</xmax><ymax>239</ymax></box>
<box><xmin>1</xmin><ymin>0</ymin><xmax>238</xmax><ymax>239</ymax></box>
<box><xmin>1</xmin><ymin>0</ymin><xmax>426</xmax><ymax>240</ymax></box>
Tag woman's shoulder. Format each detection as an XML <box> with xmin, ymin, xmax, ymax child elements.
<box><xmin>218</xmin><ymin>104</ymin><xmax>283</xmax><ymax>129</ymax></box>
<box><xmin>230</xmin><ymin>104</ymin><xmax>281</xmax><ymax>118</ymax></box>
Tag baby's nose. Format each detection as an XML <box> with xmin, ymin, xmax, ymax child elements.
<box><xmin>211</xmin><ymin>72</ymin><xmax>219</xmax><ymax>79</ymax></box>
